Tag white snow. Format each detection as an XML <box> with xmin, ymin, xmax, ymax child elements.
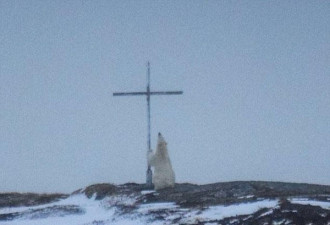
<box><xmin>258</xmin><ymin>209</ymin><xmax>273</xmax><ymax>217</ymax></box>
<box><xmin>5</xmin><ymin>195</ymin><xmax>330</xmax><ymax>225</ymax></box>
<box><xmin>140</xmin><ymin>190</ymin><xmax>155</xmax><ymax>195</ymax></box>
<box><xmin>0</xmin><ymin>194</ymin><xmax>113</xmax><ymax>225</ymax></box>
<box><xmin>0</xmin><ymin>197</ymin><xmax>279</xmax><ymax>224</ymax></box>
<box><xmin>273</xmin><ymin>219</ymin><xmax>286</xmax><ymax>225</ymax></box>
<box><xmin>0</xmin><ymin>194</ymin><xmax>170</xmax><ymax>225</ymax></box>
<box><xmin>238</xmin><ymin>195</ymin><xmax>254</xmax><ymax>199</ymax></box>
<box><xmin>0</xmin><ymin>197</ymin><xmax>280</xmax><ymax>225</ymax></box>
<box><xmin>289</xmin><ymin>198</ymin><xmax>330</xmax><ymax>209</ymax></box>
<box><xmin>0</xmin><ymin>194</ymin><xmax>88</xmax><ymax>214</ymax></box>
<box><xmin>105</xmin><ymin>194</ymin><xmax>137</xmax><ymax>207</ymax></box>
<box><xmin>181</xmin><ymin>199</ymin><xmax>278</xmax><ymax>224</ymax></box>
<box><xmin>201</xmin><ymin>200</ymin><xmax>278</xmax><ymax>220</ymax></box>
<box><xmin>137</xmin><ymin>202</ymin><xmax>178</xmax><ymax>213</ymax></box>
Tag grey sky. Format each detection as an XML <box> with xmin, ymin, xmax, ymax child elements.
<box><xmin>1</xmin><ymin>1</ymin><xmax>329</xmax><ymax>193</ymax></box>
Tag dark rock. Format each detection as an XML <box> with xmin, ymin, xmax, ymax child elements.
<box><xmin>0</xmin><ymin>205</ymin><xmax>84</xmax><ymax>221</ymax></box>
<box><xmin>2</xmin><ymin>181</ymin><xmax>329</xmax><ymax>224</ymax></box>
<box><xmin>77</xmin><ymin>181</ymin><xmax>330</xmax><ymax>209</ymax></box>
<box><xmin>0</xmin><ymin>193</ymin><xmax>68</xmax><ymax>208</ymax></box>
<box><xmin>82</xmin><ymin>183</ymin><xmax>118</xmax><ymax>200</ymax></box>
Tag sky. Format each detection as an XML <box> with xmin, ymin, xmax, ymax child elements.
<box><xmin>1</xmin><ymin>0</ymin><xmax>329</xmax><ymax>193</ymax></box>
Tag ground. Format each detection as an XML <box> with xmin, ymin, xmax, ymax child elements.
<box><xmin>0</xmin><ymin>181</ymin><xmax>329</xmax><ymax>224</ymax></box>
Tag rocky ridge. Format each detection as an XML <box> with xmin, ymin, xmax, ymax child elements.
<box><xmin>0</xmin><ymin>181</ymin><xmax>329</xmax><ymax>224</ymax></box>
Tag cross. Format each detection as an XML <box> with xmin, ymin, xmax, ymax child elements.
<box><xmin>113</xmin><ymin>62</ymin><xmax>183</xmax><ymax>187</ymax></box>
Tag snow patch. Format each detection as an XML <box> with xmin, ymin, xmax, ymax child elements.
<box><xmin>105</xmin><ymin>195</ymin><xmax>137</xmax><ymax>207</ymax></box>
<box><xmin>289</xmin><ymin>198</ymin><xmax>330</xmax><ymax>209</ymax></box>
<box><xmin>258</xmin><ymin>209</ymin><xmax>273</xmax><ymax>217</ymax></box>
<box><xmin>0</xmin><ymin>194</ymin><xmax>113</xmax><ymax>225</ymax></box>
<box><xmin>5</xmin><ymin>194</ymin><xmax>330</xmax><ymax>225</ymax></box>
<box><xmin>181</xmin><ymin>199</ymin><xmax>278</xmax><ymax>223</ymax></box>
<box><xmin>141</xmin><ymin>190</ymin><xmax>155</xmax><ymax>195</ymax></box>
<box><xmin>137</xmin><ymin>202</ymin><xmax>178</xmax><ymax>213</ymax></box>
<box><xmin>238</xmin><ymin>195</ymin><xmax>254</xmax><ymax>199</ymax></box>
<box><xmin>273</xmin><ymin>219</ymin><xmax>286</xmax><ymax>225</ymax></box>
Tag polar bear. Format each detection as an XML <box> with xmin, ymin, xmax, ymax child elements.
<box><xmin>148</xmin><ymin>133</ymin><xmax>175</xmax><ymax>190</ymax></box>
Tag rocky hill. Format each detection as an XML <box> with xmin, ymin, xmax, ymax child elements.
<box><xmin>0</xmin><ymin>181</ymin><xmax>329</xmax><ymax>224</ymax></box>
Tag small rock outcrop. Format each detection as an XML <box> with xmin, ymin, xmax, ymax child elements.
<box><xmin>81</xmin><ymin>183</ymin><xmax>118</xmax><ymax>200</ymax></box>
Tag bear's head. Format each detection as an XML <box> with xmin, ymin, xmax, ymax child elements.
<box><xmin>157</xmin><ymin>132</ymin><xmax>167</xmax><ymax>152</ymax></box>
<box><xmin>158</xmin><ymin>132</ymin><xmax>167</xmax><ymax>146</ymax></box>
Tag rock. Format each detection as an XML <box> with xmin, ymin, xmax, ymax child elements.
<box><xmin>81</xmin><ymin>183</ymin><xmax>118</xmax><ymax>200</ymax></box>
<box><xmin>0</xmin><ymin>193</ymin><xmax>68</xmax><ymax>208</ymax></box>
<box><xmin>0</xmin><ymin>181</ymin><xmax>329</xmax><ymax>224</ymax></box>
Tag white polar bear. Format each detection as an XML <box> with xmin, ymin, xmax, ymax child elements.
<box><xmin>148</xmin><ymin>133</ymin><xmax>175</xmax><ymax>190</ymax></box>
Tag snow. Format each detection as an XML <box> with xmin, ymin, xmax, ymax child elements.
<box><xmin>5</xmin><ymin>195</ymin><xmax>330</xmax><ymax>225</ymax></box>
<box><xmin>0</xmin><ymin>194</ymin><xmax>113</xmax><ymax>225</ymax></box>
<box><xmin>137</xmin><ymin>202</ymin><xmax>178</xmax><ymax>213</ymax></box>
<box><xmin>258</xmin><ymin>209</ymin><xmax>273</xmax><ymax>217</ymax></box>
<box><xmin>140</xmin><ymin>190</ymin><xmax>155</xmax><ymax>195</ymax></box>
<box><xmin>238</xmin><ymin>195</ymin><xmax>254</xmax><ymax>199</ymax></box>
<box><xmin>273</xmin><ymin>219</ymin><xmax>286</xmax><ymax>225</ymax></box>
<box><xmin>0</xmin><ymin>194</ymin><xmax>88</xmax><ymax>214</ymax></box>
<box><xmin>106</xmin><ymin>194</ymin><xmax>137</xmax><ymax>206</ymax></box>
<box><xmin>229</xmin><ymin>219</ymin><xmax>239</xmax><ymax>223</ymax></box>
<box><xmin>178</xmin><ymin>200</ymin><xmax>279</xmax><ymax>224</ymax></box>
<box><xmin>201</xmin><ymin>199</ymin><xmax>278</xmax><ymax>220</ymax></box>
<box><xmin>289</xmin><ymin>198</ymin><xmax>330</xmax><ymax>209</ymax></box>
<box><xmin>0</xmin><ymin>196</ymin><xmax>280</xmax><ymax>225</ymax></box>
<box><xmin>181</xmin><ymin>199</ymin><xmax>278</xmax><ymax>223</ymax></box>
<box><xmin>0</xmin><ymin>194</ymin><xmax>169</xmax><ymax>225</ymax></box>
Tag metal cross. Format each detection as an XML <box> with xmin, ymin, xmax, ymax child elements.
<box><xmin>113</xmin><ymin>62</ymin><xmax>183</xmax><ymax>187</ymax></box>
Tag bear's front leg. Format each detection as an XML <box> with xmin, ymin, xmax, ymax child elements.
<box><xmin>147</xmin><ymin>150</ymin><xmax>156</xmax><ymax>166</ymax></box>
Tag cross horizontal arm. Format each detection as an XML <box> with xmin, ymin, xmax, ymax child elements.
<box><xmin>113</xmin><ymin>91</ymin><xmax>183</xmax><ymax>96</ymax></box>
<box><xmin>113</xmin><ymin>92</ymin><xmax>147</xmax><ymax>96</ymax></box>
<box><xmin>150</xmin><ymin>91</ymin><xmax>183</xmax><ymax>95</ymax></box>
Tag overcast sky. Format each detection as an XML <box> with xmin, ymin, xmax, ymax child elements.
<box><xmin>1</xmin><ymin>1</ymin><xmax>329</xmax><ymax>193</ymax></box>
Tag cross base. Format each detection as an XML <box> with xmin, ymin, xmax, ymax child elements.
<box><xmin>146</xmin><ymin>166</ymin><xmax>153</xmax><ymax>188</ymax></box>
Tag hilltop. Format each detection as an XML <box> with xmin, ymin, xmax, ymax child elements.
<box><xmin>0</xmin><ymin>181</ymin><xmax>329</xmax><ymax>224</ymax></box>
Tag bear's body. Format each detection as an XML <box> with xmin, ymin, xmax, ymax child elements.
<box><xmin>148</xmin><ymin>133</ymin><xmax>175</xmax><ymax>190</ymax></box>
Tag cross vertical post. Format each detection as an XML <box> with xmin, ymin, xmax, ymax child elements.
<box><xmin>146</xmin><ymin>62</ymin><xmax>152</xmax><ymax>187</ymax></box>
<box><xmin>113</xmin><ymin>62</ymin><xmax>183</xmax><ymax>188</ymax></box>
